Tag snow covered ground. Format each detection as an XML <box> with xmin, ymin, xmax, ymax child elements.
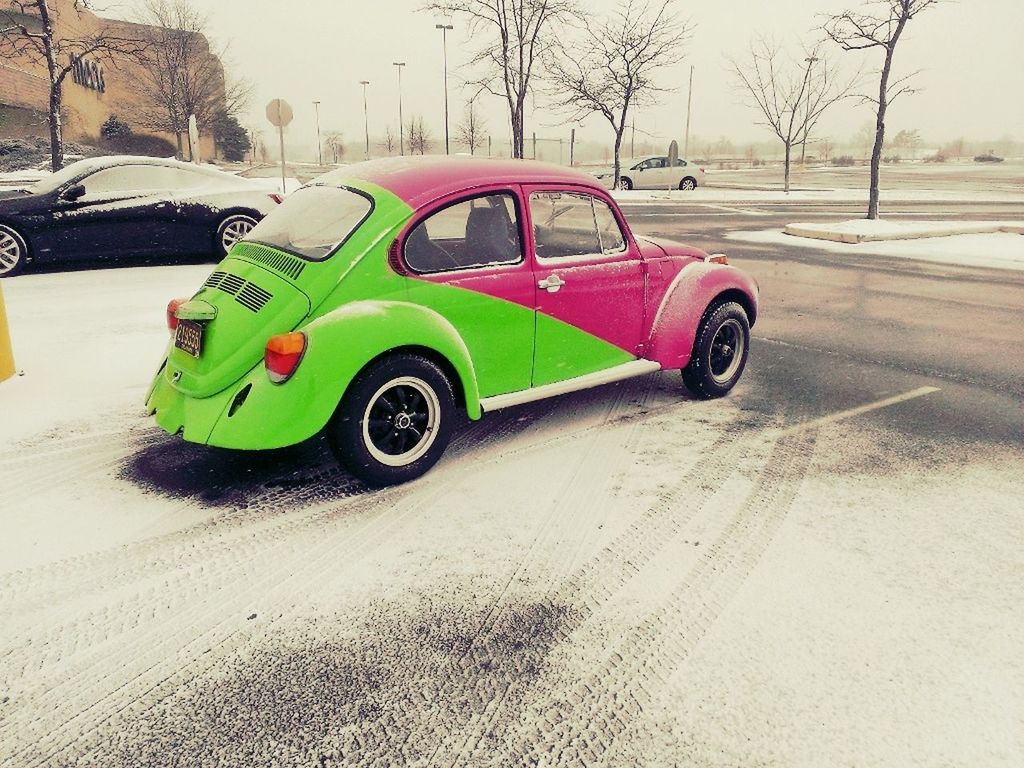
<box><xmin>1</xmin><ymin>266</ymin><xmax>1021</xmax><ymax>767</ymax></box>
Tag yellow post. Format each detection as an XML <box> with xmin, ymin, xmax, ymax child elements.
<box><xmin>0</xmin><ymin>282</ymin><xmax>15</xmax><ymax>382</ymax></box>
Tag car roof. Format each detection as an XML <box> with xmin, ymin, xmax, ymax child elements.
<box><xmin>68</xmin><ymin>155</ymin><xmax>241</xmax><ymax>180</ymax></box>
<box><xmin>316</xmin><ymin>155</ymin><xmax>610</xmax><ymax>208</ymax></box>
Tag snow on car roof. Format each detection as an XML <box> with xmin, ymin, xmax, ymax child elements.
<box><xmin>316</xmin><ymin>155</ymin><xmax>608</xmax><ymax>208</ymax></box>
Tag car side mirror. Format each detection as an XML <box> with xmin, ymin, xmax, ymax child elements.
<box><xmin>60</xmin><ymin>184</ymin><xmax>86</xmax><ymax>202</ymax></box>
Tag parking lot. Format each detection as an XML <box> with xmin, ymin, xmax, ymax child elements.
<box><xmin>1</xmin><ymin>166</ymin><xmax>1023</xmax><ymax>767</ymax></box>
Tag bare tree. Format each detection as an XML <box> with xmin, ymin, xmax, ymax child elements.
<box><xmin>407</xmin><ymin>116</ymin><xmax>433</xmax><ymax>155</ymax></box>
<box><xmin>547</xmin><ymin>0</ymin><xmax>687</xmax><ymax>188</ymax></box>
<box><xmin>380</xmin><ymin>126</ymin><xmax>397</xmax><ymax>155</ymax></box>
<box><xmin>132</xmin><ymin>0</ymin><xmax>250</xmax><ymax>159</ymax></box>
<box><xmin>0</xmin><ymin>1</ymin><xmax>148</xmax><ymax>170</ymax></box>
<box><xmin>854</xmin><ymin>121</ymin><xmax>875</xmax><ymax>159</ymax></box>
<box><xmin>730</xmin><ymin>38</ymin><xmax>857</xmax><ymax>192</ymax></box>
<box><xmin>323</xmin><ymin>131</ymin><xmax>344</xmax><ymax>164</ymax></box>
<box><xmin>825</xmin><ymin>0</ymin><xmax>941</xmax><ymax>218</ymax></box>
<box><xmin>426</xmin><ymin>0</ymin><xmax>574</xmax><ymax>159</ymax></box>
<box><xmin>457</xmin><ymin>98</ymin><xmax>486</xmax><ymax>154</ymax></box>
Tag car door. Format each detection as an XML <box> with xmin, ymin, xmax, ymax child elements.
<box><xmin>161</xmin><ymin>166</ymin><xmax>233</xmax><ymax>254</ymax></box>
<box><xmin>630</xmin><ymin>159</ymin><xmax>655</xmax><ymax>189</ymax></box>
<box><xmin>47</xmin><ymin>165</ymin><xmax>171</xmax><ymax>258</ymax></box>
<box><xmin>400</xmin><ymin>190</ymin><xmax>536</xmax><ymax>398</ymax></box>
<box><xmin>527</xmin><ymin>188</ymin><xmax>646</xmax><ymax>387</ymax></box>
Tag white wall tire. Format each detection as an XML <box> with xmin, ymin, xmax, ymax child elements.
<box><xmin>328</xmin><ymin>354</ymin><xmax>455</xmax><ymax>486</ymax></box>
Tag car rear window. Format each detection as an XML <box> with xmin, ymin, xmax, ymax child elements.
<box><xmin>243</xmin><ymin>185</ymin><xmax>373</xmax><ymax>261</ymax></box>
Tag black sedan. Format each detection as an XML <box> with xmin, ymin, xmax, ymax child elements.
<box><xmin>0</xmin><ymin>156</ymin><xmax>282</xmax><ymax>277</ymax></box>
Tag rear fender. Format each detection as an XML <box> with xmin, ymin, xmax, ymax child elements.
<box><xmin>646</xmin><ymin>263</ymin><xmax>759</xmax><ymax>370</ymax></box>
<box><xmin>206</xmin><ymin>300</ymin><xmax>481</xmax><ymax>449</ymax></box>
<box><xmin>303</xmin><ymin>300</ymin><xmax>480</xmax><ymax>418</ymax></box>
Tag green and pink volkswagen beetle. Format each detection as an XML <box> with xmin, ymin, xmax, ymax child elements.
<box><xmin>147</xmin><ymin>157</ymin><xmax>758</xmax><ymax>485</ymax></box>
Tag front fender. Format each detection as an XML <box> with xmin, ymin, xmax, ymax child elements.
<box><xmin>645</xmin><ymin>263</ymin><xmax>759</xmax><ymax>370</ymax></box>
<box><xmin>203</xmin><ymin>300</ymin><xmax>481</xmax><ymax>450</ymax></box>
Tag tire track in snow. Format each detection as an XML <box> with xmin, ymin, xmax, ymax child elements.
<box><xmin>0</xmin><ymin>376</ymin><xmax>667</xmax><ymax>765</ymax></box>
<box><xmin>470</xmin><ymin>429</ymin><xmax>818</xmax><ymax>767</ymax></box>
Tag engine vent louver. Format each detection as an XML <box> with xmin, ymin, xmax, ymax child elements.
<box><xmin>235</xmin><ymin>282</ymin><xmax>273</xmax><ymax>313</ymax></box>
<box><xmin>202</xmin><ymin>270</ymin><xmax>273</xmax><ymax>313</ymax></box>
<box><xmin>231</xmin><ymin>242</ymin><xmax>305</xmax><ymax>280</ymax></box>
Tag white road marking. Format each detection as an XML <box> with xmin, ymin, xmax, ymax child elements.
<box><xmin>695</xmin><ymin>203</ymin><xmax>770</xmax><ymax>216</ymax></box>
<box><xmin>775</xmin><ymin>386</ymin><xmax>941</xmax><ymax>437</ymax></box>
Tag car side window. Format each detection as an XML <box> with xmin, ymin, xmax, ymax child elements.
<box><xmin>403</xmin><ymin>193</ymin><xmax>522</xmax><ymax>274</ymax></box>
<box><xmin>593</xmin><ymin>199</ymin><xmax>626</xmax><ymax>254</ymax></box>
<box><xmin>530</xmin><ymin>191</ymin><xmax>605</xmax><ymax>259</ymax></box>
<box><xmin>80</xmin><ymin>166</ymin><xmax>172</xmax><ymax>196</ymax></box>
<box><xmin>673</xmin><ymin>159</ymin><xmax>687</xmax><ymax>167</ymax></box>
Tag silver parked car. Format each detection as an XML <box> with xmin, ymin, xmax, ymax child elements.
<box><xmin>594</xmin><ymin>155</ymin><xmax>706</xmax><ymax>191</ymax></box>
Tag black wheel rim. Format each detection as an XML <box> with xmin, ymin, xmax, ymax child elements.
<box><xmin>361</xmin><ymin>377</ymin><xmax>439</xmax><ymax>466</ymax></box>
<box><xmin>709</xmin><ymin>318</ymin><xmax>745</xmax><ymax>383</ymax></box>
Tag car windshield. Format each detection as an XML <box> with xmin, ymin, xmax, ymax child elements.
<box><xmin>243</xmin><ymin>185</ymin><xmax>373</xmax><ymax>261</ymax></box>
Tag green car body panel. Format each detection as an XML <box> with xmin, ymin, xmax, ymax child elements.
<box><xmin>147</xmin><ymin>175</ymin><xmax>636</xmax><ymax>450</ymax></box>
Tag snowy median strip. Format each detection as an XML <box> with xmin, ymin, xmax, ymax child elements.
<box><xmin>729</xmin><ymin>226</ymin><xmax>1024</xmax><ymax>271</ymax></box>
<box><xmin>783</xmin><ymin>219</ymin><xmax>1024</xmax><ymax>243</ymax></box>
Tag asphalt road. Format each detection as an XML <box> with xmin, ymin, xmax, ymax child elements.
<box><xmin>622</xmin><ymin>196</ymin><xmax>1024</xmax><ymax>442</ymax></box>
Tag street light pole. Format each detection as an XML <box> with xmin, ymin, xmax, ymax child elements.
<box><xmin>800</xmin><ymin>56</ymin><xmax>819</xmax><ymax>165</ymax></box>
<box><xmin>312</xmin><ymin>100</ymin><xmax>322</xmax><ymax>165</ymax></box>
<box><xmin>393</xmin><ymin>62</ymin><xmax>406</xmax><ymax>156</ymax></box>
<box><xmin>360</xmin><ymin>80</ymin><xmax>370</xmax><ymax>160</ymax></box>
<box><xmin>684</xmin><ymin>65</ymin><xmax>694</xmax><ymax>159</ymax></box>
<box><xmin>435</xmin><ymin>23</ymin><xmax>454</xmax><ymax>155</ymax></box>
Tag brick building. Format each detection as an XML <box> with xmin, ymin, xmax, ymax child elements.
<box><xmin>0</xmin><ymin>0</ymin><xmax>222</xmax><ymax>158</ymax></box>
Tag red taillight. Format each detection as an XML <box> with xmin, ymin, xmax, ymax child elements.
<box><xmin>166</xmin><ymin>297</ymin><xmax>187</xmax><ymax>332</ymax></box>
<box><xmin>268</xmin><ymin>193</ymin><xmax>284</xmax><ymax>204</ymax></box>
<box><xmin>265</xmin><ymin>332</ymin><xmax>306</xmax><ymax>383</ymax></box>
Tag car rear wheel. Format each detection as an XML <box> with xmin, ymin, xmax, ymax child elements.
<box><xmin>0</xmin><ymin>224</ymin><xmax>28</xmax><ymax>278</ymax></box>
<box><xmin>216</xmin><ymin>214</ymin><xmax>258</xmax><ymax>256</ymax></box>
<box><xmin>679</xmin><ymin>177</ymin><xmax>697</xmax><ymax>191</ymax></box>
<box><xmin>618</xmin><ymin>177</ymin><xmax>633</xmax><ymax>191</ymax></box>
<box><xmin>682</xmin><ymin>301</ymin><xmax>750</xmax><ymax>399</ymax></box>
<box><xmin>328</xmin><ymin>354</ymin><xmax>455</xmax><ymax>486</ymax></box>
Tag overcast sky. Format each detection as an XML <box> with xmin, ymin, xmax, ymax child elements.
<box><xmin>114</xmin><ymin>0</ymin><xmax>1024</xmax><ymax>157</ymax></box>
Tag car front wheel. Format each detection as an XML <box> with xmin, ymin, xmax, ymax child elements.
<box><xmin>617</xmin><ymin>177</ymin><xmax>633</xmax><ymax>190</ymax></box>
<box><xmin>0</xmin><ymin>224</ymin><xmax>29</xmax><ymax>278</ymax></box>
<box><xmin>216</xmin><ymin>214</ymin><xmax>258</xmax><ymax>256</ymax></box>
<box><xmin>682</xmin><ymin>301</ymin><xmax>750</xmax><ymax>398</ymax></box>
<box><xmin>328</xmin><ymin>354</ymin><xmax>455</xmax><ymax>486</ymax></box>
<box><xmin>679</xmin><ymin>177</ymin><xmax>697</xmax><ymax>191</ymax></box>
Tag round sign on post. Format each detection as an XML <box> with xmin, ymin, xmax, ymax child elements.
<box><xmin>265</xmin><ymin>98</ymin><xmax>293</xmax><ymax>128</ymax></box>
<box><xmin>265</xmin><ymin>99</ymin><xmax>294</xmax><ymax>196</ymax></box>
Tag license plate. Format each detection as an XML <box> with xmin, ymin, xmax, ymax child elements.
<box><xmin>174</xmin><ymin>319</ymin><xmax>203</xmax><ymax>358</ymax></box>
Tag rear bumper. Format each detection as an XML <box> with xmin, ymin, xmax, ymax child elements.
<box><xmin>146</xmin><ymin>359</ymin><xmax>328</xmax><ymax>450</ymax></box>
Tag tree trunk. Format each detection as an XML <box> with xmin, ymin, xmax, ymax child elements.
<box><xmin>47</xmin><ymin>78</ymin><xmax>64</xmax><ymax>172</ymax></box>
<box><xmin>39</xmin><ymin>2</ymin><xmax>64</xmax><ymax>171</ymax></box>
<box><xmin>783</xmin><ymin>141</ymin><xmax>792</xmax><ymax>193</ymax></box>
<box><xmin>868</xmin><ymin>47</ymin><xmax>895</xmax><ymax>220</ymax></box>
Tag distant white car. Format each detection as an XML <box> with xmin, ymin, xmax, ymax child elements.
<box><xmin>594</xmin><ymin>156</ymin><xmax>706</xmax><ymax>191</ymax></box>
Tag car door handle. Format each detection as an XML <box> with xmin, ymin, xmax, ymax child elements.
<box><xmin>538</xmin><ymin>274</ymin><xmax>565</xmax><ymax>293</ymax></box>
